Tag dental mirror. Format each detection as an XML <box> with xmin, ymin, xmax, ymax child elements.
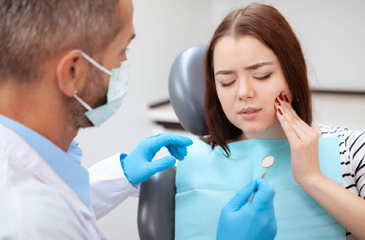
<box><xmin>248</xmin><ymin>155</ymin><xmax>275</xmax><ymax>202</ymax></box>
<box><xmin>260</xmin><ymin>155</ymin><xmax>275</xmax><ymax>179</ymax></box>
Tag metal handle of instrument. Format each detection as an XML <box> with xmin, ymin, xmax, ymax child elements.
<box><xmin>248</xmin><ymin>168</ymin><xmax>270</xmax><ymax>202</ymax></box>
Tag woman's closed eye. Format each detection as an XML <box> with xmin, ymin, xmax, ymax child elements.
<box><xmin>221</xmin><ymin>80</ymin><xmax>236</xmax><ymax>87</ymax></box>
<box><xmin>253</xmin><ymin>72</ymin><xmax>272</xmax><ymax>80</ymax></box>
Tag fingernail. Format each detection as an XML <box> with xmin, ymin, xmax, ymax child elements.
<box><xmin>284</xmin><ymin>95</ymin><xmax>289</xmax><ymax>103</ymax></box>
<box><xmin>279</xmin><ymin>94</ymin><xmax>283</xmax><ymax>101</ymax></box>
<box><xmin>275</xmin><ymin>98</ymin><xmax>281</xmax><ymax>106</ymax></box>
<box><xmin>278</xmin><ymin>108</ymin><xmax>283</xmax><ymax>115</ymax></box>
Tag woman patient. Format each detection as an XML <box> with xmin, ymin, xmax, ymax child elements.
<box><xmin>175</xmin><ymin>3</ymin><xmax>365</xmax><ymax>240</ymax></box>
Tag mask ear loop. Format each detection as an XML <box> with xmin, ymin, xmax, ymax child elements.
<box><xmin>70</xmin><ymin>50</ymin><xmax>112</xmax><ymax>76</ymax></box>
<box><xmin>73</xmin><ymin>90</ymin><xmax>92</xmax><ymax>111</ymax></box>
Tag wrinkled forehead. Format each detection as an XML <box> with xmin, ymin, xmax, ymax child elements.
<box><xmin>213</xmin><ymin>35</ymin><xmax>278</xmax><ymax>71</ymax></box>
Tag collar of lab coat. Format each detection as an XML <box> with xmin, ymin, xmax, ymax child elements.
<box><xmin>0</xmin><ymin>114</ymin><xmax>90</xmax><ymax>208</ymax></box>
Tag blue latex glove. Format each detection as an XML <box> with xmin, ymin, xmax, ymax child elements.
<box><xmin>217</xmin><ymin>178</ymin><xmax>277</xmax><ymax>240</ymax></box>
<box><xmin>120</xmin><ymin>132</ymin><xmax>193</xmax><ymax>185</ymax></box>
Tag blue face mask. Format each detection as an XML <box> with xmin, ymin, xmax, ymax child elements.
<box><xmin>71</xmin><ymin>50</ymin><xmax>131</xmax><ymax>127</ymax></box>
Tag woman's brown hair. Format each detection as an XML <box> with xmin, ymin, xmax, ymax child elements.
<box><xmin>204</xmin><ymin>3</ymin><xmax>312</xmax><ymax>156</ymax></box>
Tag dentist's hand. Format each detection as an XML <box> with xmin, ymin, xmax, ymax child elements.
<box><xmin>217</xmin><ymin>178</ymin><xmax>277</xmax><ymax>240</ymax></box>
<box><xmin>120</xmin><ymin>132</ymin><xmax>193</xmax><ymax>185</ymax></box>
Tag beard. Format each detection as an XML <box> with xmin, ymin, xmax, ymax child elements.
<box><xmin>65</xmin><ymin>65</ymin><xmax>108</xmax><ymax>130</ymax></box>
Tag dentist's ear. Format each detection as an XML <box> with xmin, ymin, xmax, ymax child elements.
<box><xmin>56</xmin><ymin>51</ymin><xmax>89</xmax><ymax>97</ymax></box>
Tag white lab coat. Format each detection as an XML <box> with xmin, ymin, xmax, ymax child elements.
<box><xmin>0</xmin><ymin>123</ymin><xmax>139</xmax><ymax>239</ymax></box>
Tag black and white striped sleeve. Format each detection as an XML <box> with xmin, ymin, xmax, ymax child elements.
<box><xmin>346</xmin><ymin>130</ymin><xmax>365</xmax><ymax>199</ymax></box>
<box><xmin>320</xmin><ymin>125</ymin><xmax>365</xmax><ymax>198</ymax></box>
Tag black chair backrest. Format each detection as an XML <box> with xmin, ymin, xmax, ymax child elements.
<box><xmin>168</xmin><ymin>45</ymin><xmax>208</xmax><ymax>136</ymax></box>
<box><xmin>137</xmin><ymin>167</ymin><xmax>176</xmax><ymax>240</ymax></box>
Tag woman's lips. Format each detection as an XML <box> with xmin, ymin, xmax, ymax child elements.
<box><xmin>239</xmin><ymin>108</ymin><xmax>261</xmax><ymax>120</ymax></box>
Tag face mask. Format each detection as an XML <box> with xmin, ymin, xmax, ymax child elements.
<box><xmin>71</xmin><ymin>50</ymin><xmax>131</xmax><ymax>127</ymax></box>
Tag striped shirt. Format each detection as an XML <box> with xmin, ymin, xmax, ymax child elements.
<box><xmin>319</xmin><ymin>125</ymin><xmax>365</xmax><ymax>240</ymax></box>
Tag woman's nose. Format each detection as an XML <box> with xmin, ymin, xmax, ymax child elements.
<box><xmin>237</xmin><ymin>78</ymin><xmax>255</xmax><ymax>101</ymax></box>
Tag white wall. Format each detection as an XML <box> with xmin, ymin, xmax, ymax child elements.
<box><xmin>132</xmin><ymin>0</ymin><xmax>216</xmax><ymax>106</ymax></box>
<box><xmin>75</xmin><ymin>0</ymin><xmax>365</xmax><ymax>239</ymax></box>
<box><xmin>312</xmin><ymin>93</ymin><xmax>365</xmax><ymax>132</ymax></box>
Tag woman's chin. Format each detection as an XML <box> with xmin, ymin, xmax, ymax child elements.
<box><xmin>239</xmin><ymin>125</ymin><xmax>268</xmax><ymax>134</ymax></box>
<box><xmin>237</xmin><ymin>123</ymin><xmax>277</xmax><ymax>139</ymax></box>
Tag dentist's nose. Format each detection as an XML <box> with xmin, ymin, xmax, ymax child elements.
<box><xmin>237</xmin><ymin>77</ymin><xmax>255</xmax><ymax>101</ymax></box>
<box><xmin>121</xmin><ymin>51</ymin><xmax>127</xmax><ymax>62</ymax></box>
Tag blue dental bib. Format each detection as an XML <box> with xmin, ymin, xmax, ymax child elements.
<box><xmin>175</xmin><ymin>137</ymin><xmax>345</xmax><ymax>240</ymax></box>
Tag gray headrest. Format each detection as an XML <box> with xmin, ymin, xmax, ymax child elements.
<box><xmin>168</xmin><ymin>45</ymin><xmax>208</xmax><ymax>136</ymax></box>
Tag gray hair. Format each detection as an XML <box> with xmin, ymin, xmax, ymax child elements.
<box><xmin>0</xmin><ymin>0</ymin><xmax>122</xmax><ymax>83</ymax></box>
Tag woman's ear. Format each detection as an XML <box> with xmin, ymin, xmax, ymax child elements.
<box><xmin>56</xmin><ymin>51</ymin><xmax>89</xmax><ymax>97</ymax></box>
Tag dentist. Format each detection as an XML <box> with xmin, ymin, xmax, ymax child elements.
<box><xmin>0</xmin><ymin>0</ymin><xmax>276</xmax><ymax>239</ymax></box>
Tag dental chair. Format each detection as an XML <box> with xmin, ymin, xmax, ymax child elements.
<box><xmin>137</xmin><ymin>45</ymin><xmax>208</xmax><ymax>240</ymax></box>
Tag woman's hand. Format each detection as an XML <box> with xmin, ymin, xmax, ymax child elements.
<box><xmin>274</xmin><ymin>94</ymin><xmax>365</xmax><ymax>239</ymax></box>
<box><xmin>275</xmin><ymin>94</ymin><xmax>323</xmax><ymax>186</ymax></box>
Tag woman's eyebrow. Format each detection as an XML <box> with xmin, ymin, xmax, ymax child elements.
<box><xmin>215</xmin><ymin>62</ymin><xmax>274</xmax><ymax>76</ymax></box>
<box><xmin>215</xmin><ymin>70</ymin><xmax>235</xmax><ymax>76</ymax></box>
<box><xmin>244</xmin><ymin>62</ymin><xmax>274</xmax><ymax>70</ymax></box>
